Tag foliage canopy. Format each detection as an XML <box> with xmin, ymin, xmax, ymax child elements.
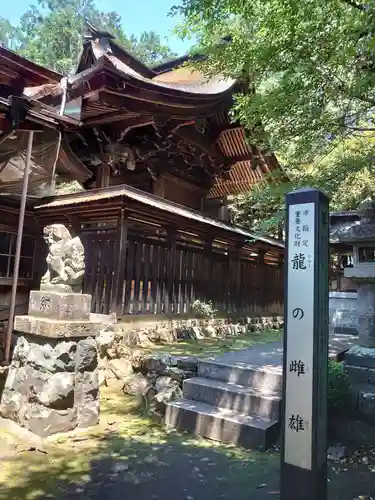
<box><xmin>174</xmin><ymin>0</ymin><xmax>375</xmax><ymax>233</ymax></box>
<box><xmin>0</xmin><ymin>0</ymin><xmax>177</xmax><ymax>74</ymax></box>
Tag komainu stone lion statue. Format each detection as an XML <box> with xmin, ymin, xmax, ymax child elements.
<box><xmin>40</xmin><ymin>224</ymin><xmax>85</xmax><ymax>293</ymax></box>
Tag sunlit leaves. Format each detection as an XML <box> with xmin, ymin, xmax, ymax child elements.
<box><xmin>174</xmin><ymin>0</ymin><xmax>375</xmax><ymax>232</ymax></box>
<box><xmin>1</xmin><ymin>0</ymin><xmax>177</xmax><ymax>74</ymax></box>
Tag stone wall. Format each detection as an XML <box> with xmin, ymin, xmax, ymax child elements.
<box><xmin>98</xmin><ymin>329</ymin><xmax>198</xmax><ymax>415</ymax></box>
<box><xmin>0</xmin><ymin>333</ymin><xmax>99</xmax><ymax>436</ymax></box>
<box><xmin>111</xmin><ymin>315</ymin><xmax>284</xmax><ymax>346</ymax></box>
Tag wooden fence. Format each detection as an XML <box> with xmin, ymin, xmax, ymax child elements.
<box><xmin>82</xmin><ymin>228</ymin><xmax>283</xmax><ymax>317</ymax></box>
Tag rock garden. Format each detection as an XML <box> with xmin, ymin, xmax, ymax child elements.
<box><xmin>97</xmin><ymin>315</ymin><xmax>283</xmax><ymax>418</ymax></box>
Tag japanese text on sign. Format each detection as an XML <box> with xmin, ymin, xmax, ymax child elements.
<box><xmin>289</xmin><ymin>360</ymin><xmax>306</xmax><ymax>376</ymax></box>
<box><xmin>284</xmin><ymin>202</ymin><xmax>315</xmax><ymax>470</ymax></box>
<box><xmin>288</xmin><ymin>414</ymin><xmax>306</xmax><ymax>433</ymax></box>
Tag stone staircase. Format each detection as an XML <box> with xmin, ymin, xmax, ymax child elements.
<box><xmin>165</xmin><ymin>344</ymin><xmax>283</xmax><ymax>451</ymax></box>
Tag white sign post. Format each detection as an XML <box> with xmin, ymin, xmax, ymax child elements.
<box><xmin>280</xmin><ymin>188</ymin><xmax>329</xmax><ymax>500</ymax></box>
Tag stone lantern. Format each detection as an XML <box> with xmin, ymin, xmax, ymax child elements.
<box><xmin>335</xmin><ymin>199</ymin><xmax>375</xmax><ymax>423</ymax></box>
<box><xmin>339</xmin><ymin>198</ymin><xmax>375</xmax><ymax>347</ymax></box>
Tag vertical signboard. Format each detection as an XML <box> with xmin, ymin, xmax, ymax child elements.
<box><xmin>280</xmin><ymin>188</ymin><xmax>329</xmax><ymax>500</ymax></box>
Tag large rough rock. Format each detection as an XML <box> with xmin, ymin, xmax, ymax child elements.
<box><xmin>0</xmin><ymin>333</ymin><xmax>100</xmax><ymax>437</ymax></box>
<box><xmin>123</xmin><ymin>373</ymin><xmax>149</xmax><ymax>397</ymax></box>
<box><xmin>141</xmin><ymin>354</ymin><xmax>170</xmax><ymax>374</ymax></box>
<box><xmin>76</xmin><ymin>338</ymin><xmax>98</xmax><ymax>372</ymax></box>
<box><xmin>154</xmin><ymin>382</ymin><xmax>182</xmax><ymax>414</ymax></box>
<box><xmin>129</xmin><ymin>349</ymin><xmax>147</xmax><ymax>371</ymax></box>
<box><xmin>0</xmin><ymin>389</ymin><xmax>23</xmax><ymax>421</ymax></box>
<box><xmin>12</xmin><ymin>336</ymin><xmax>30</xmax><ymax>364</ymax></box>
<box><xmin>26</xmin><ymin>404</ymin><xmax>77</xmax><ymax>437</ymax></box>
<box><xmin>75</xmin><ymin>371</ymin><xmax>99</xmax><ymax>402</ymax></box>
<box><xmin>26</xmin><ymin>343</ymin><xmax>54</xmax><ymax>372</ymax></box>
<box><xmin>38</xmin><ymin>372</ymin><xmax>75</xmax><ymax>410</ymax></box>
<box><xmin>75</xmin><ymin>371</ymin><xmax>100</xmax><ymax>428</ymax></box>
<box><xmin>77</xmin><ymin>399</ymin><xmax>100</xmax><ymax>428</ymax></box>
<box><xmin>96</xmin><ymin>347</ymin><xmax>199</xmax><ymax>414</ymax></box>
<box><xmin>54</xmin><ymin>342</ymin><xmax>77</xmax><ymax>372</ymax></box>
<box><xmin>155</xmin><ymin>376</ymin><xmax>178</xmax><ymax>393</ymax></box>
<box><xmin>108</xmin><ymin>359</ymin><xmax>133</xmax><ymax>380</ymax></box>
<box><xmin>97</xmin><ymin>330</ymin><xmax>116</xmax><ymax>354</ymax></box>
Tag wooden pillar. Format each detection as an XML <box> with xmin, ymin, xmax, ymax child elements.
<box><xmin>203</xmin><ymin>237</ymin><xmax>214</xmax><ymax>305</ymax></box>
<box><xmin>111</xmin><ymin>209</ymin><xmax>128</xmax><ymax>316</ymax></box>
<box><xmin>165</xmin><ymin>227</ymin><xmax>176</xmax><ymax>315</ymax></box>
<box><xmin>258</xmin><ymin>249</ymin><xmax>267</xmax><ymax>314</ymax></box>
<box><xmin>229</xmin><ymin>243</ymin><xmax>243</xmax><ymax>314</ymax></box>
<box><xmin>96</xmin><ymin>161</ymin><xmax>111</xmax><ymax>189</ymax></box>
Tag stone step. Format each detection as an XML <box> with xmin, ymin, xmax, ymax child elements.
<box><xmin>345</xmin><ymin>365</ymin><xmax>375</xmax><ymax>386</ymax></box>
<box><xmin>198</xmin><ymin>359</ymin><xmax>282</xmax><ymax>393</ymax></box>
<box><xmin>183</xmin><ymin>377</ymin><xmax>281</xmax><ymax>420</ymax></box>
<box><xmin>165</xmin><ymin>398</ymin><xmax>280</xmax><ymax>451</ymax></box>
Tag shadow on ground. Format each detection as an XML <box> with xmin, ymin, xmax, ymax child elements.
<box><xmin>0</xmin><ymin>387</ymin><xmax>374</xmax><ymax>500</ymax></box>
<box><xmin>0</xmin><ymin>427</ymin><xmax>279</xmax><ymax>500</ymax></box>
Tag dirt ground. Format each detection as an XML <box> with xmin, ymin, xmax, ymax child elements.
<box><xmin>0</xmin><ymin>386</ymin><xmax>374</xmax><ymax>500</ymax></box>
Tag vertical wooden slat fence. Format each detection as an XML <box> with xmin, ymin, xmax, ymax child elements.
<box><xmin>82</xmin><ymin>229</ymin><xmax>283</xmax><ymax>317</ymax></box>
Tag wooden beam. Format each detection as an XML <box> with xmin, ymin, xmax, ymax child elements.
<box><xmin>97</xmin><ymin>90</ymin><xmax>226</xmax><ymax>120</ymax></box>
<box><xmin>158</xmin><ymin>173</ymin><xmax>207</xmax><ymax>195</ymax></box>
<box><xmin>0</xmin><ymin>46</ymin><xmax>61</xmax><ymax>84</ymax></box>
<box><xmin>83</xmin><ymin>112</ymin><xmax>154</xmax><ymax>128</ymax></box>
<box><xmin>0</xmin><ymin>66</ymin><xmax>20</xmax><ymax>80</ymax></box>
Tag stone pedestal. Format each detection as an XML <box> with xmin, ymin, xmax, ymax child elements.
<box><xmin>329</xmin><ymin>291</ymin><xmax>358</xmax><ymax>336</ymax></box>
<box><xmin>343</xmin><ymin>282</ymin><xmax>375</xmax><ymax>423</ymax></box>
<box><xmin>0</xmin><ymin>291</ymin><xmax>102</xmax><ymax>437</ymax></box>
<box><xmin>356</xmin><ymin>284</ymin><xmax>375</xmax><ymax>348</ymax></box>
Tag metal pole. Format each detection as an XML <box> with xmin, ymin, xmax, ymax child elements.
<box><xmin>4</xmin><ymin>130</ymin><xmax>34</xmax><ymax>363</ymax></box>
<box><xmin>49</xmin><ymin>76</ymin><xmax>68</xmax><ymax>195</ymax></box>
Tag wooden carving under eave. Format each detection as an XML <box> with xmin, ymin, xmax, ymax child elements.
<box><xmin>173</xmin><ymin>124</ymin><xmax>229</xmax><ymax>173</ymax></box>
<box><xmin>95</xmin><ymin>161</ymin><xmax>111</xmax><ymax>188</ymax></box>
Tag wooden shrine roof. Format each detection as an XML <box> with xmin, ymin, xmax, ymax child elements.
<box><xmin>0</xmin><ymin>23</ymin><xmax>285</xmax><ymax>198</ymax></box>
<box><xmin>34</xmin><ymin>183</ymin><xmax>284</xmax><ymax>252</ymax></box>
<box><xmin>0</xmin><ymin>45</ymin><xmax>61</xmax><ymax>89</ymax></box>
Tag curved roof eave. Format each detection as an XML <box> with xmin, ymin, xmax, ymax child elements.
<box><xmin>0</xmin><ymin>46</ymin><xmax>62</xmax><ymax>86</ymax></box>
<box><xmin>88</xmin><ymin>39</ymin><xmax>236</xmax><ymax>98</ymax></box>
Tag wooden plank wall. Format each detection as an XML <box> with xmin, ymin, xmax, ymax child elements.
<box><xmin>82</xmin><ymin>229</ymin><xmax>283</xmax><ymax>317</ymax></box>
